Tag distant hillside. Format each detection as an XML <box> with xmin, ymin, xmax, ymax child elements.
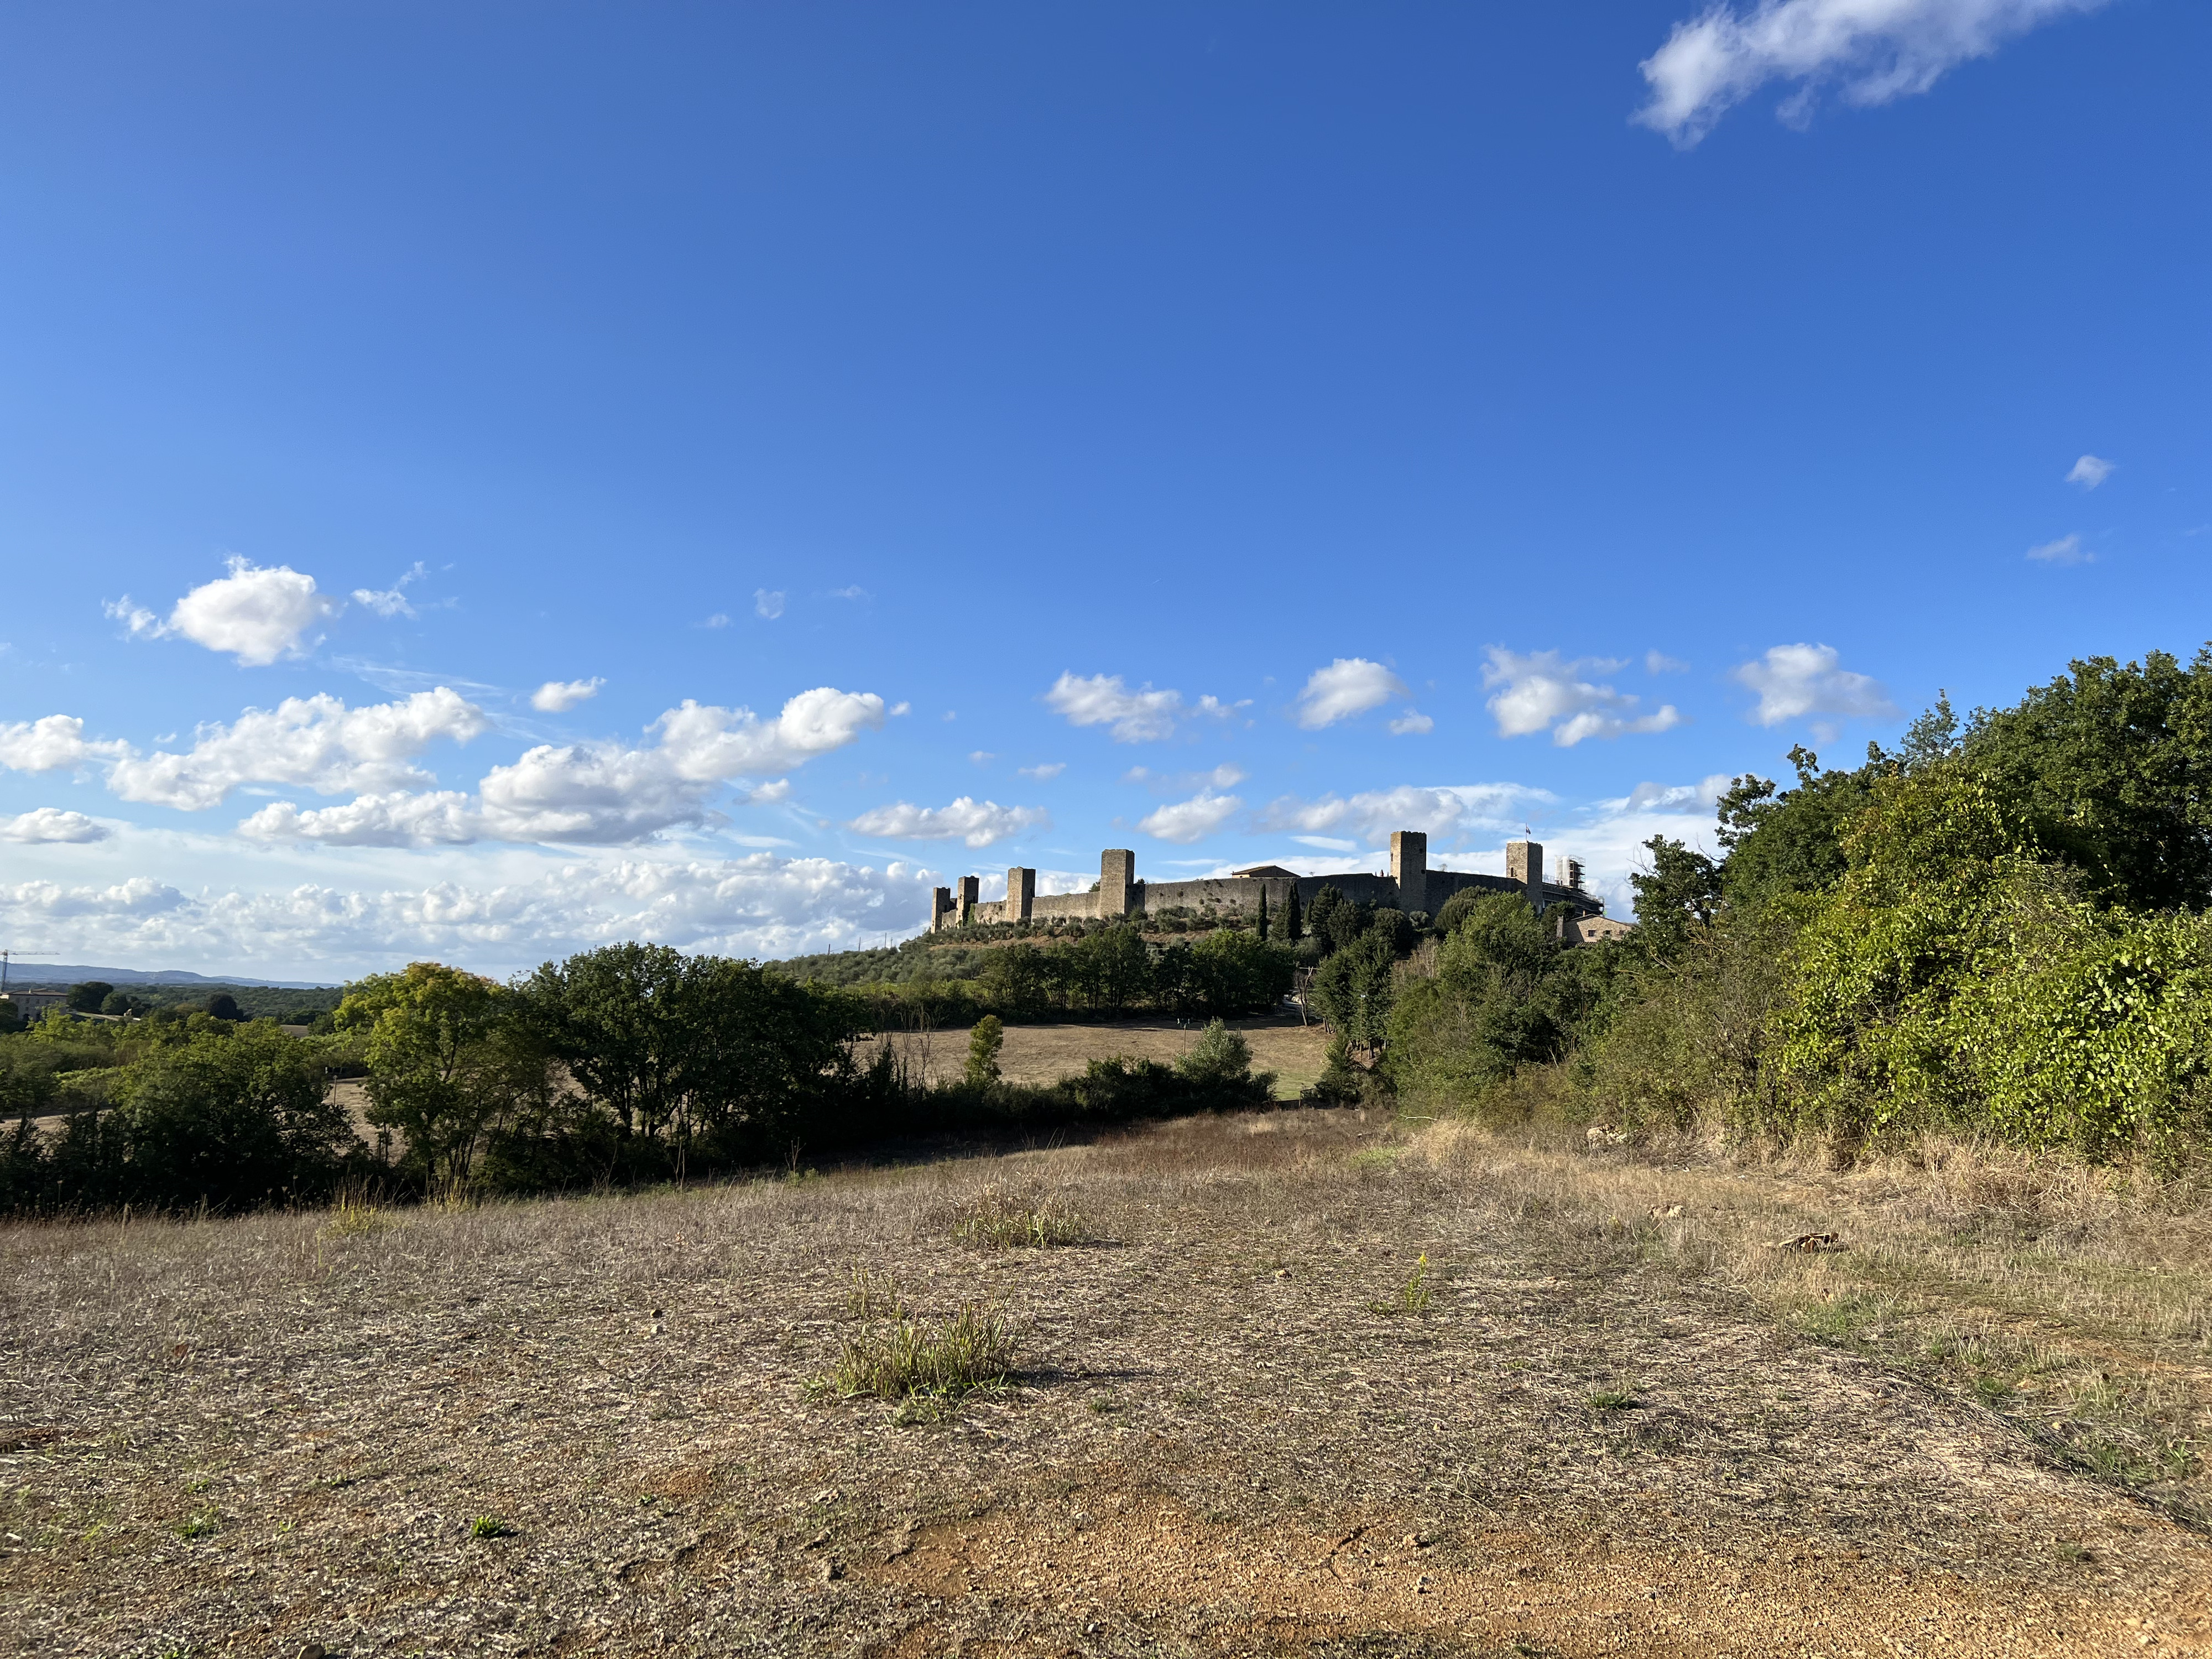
<box><xmin>768</xmin><ymin>941</ymin><xmax>988</xmax><ymax>987</ymax></box>
<box><xmin>2</xmin><ymin>964</ymin><xmax>341</xmax><ymax>989</ymax></box>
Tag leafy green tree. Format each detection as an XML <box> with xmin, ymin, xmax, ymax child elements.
<box><xmin>1189</xmin><ymin>928</ymin><xmax>1294</xmax><ymax>1017</ymax></box>
<box><xmin>965</xmin><ymin>1015</ymin><xmax>1004</xmax><ymax>1087</ymax></box>
<box><xmin>113</xmin><ymin>1023</ymin><xmax>357</xmax><ymax>1209</ymax></box>
<box><xmin>205</xmin><ymin>992</ymin><xmax>244</xmax><ymax>1022</ymax></box>
<box><xmin>1629</xmin><ymin>836</ymin><xmax>1724</xmax><ymax>963</ymax></box>
<box><xmin>337</xmin><ymin>962</ymin><xmax>544</xmax><ymax>1187</ymax></box>
<box><xmin>1963</xmin><ymin>649</ymin><xmax>2212</xmax><ymax>910</ymax></box>
<box><xmin>1715</xmin><ymin>747</ymin><xmax>1879</xmax><ymax>906</ymax></box>
<box><xmin>1304</xmin><ymin>884</ymin><xmax>1343</xmax><ymax>949</ymax></box>
<box><xmin>68</xmin><ymin>981</ymin><xmax>113</xmax><ymax>1014</ymax></box>
<box><xmin>1311</xmin><ymin>930</ymin><xmax>1395</xmax><ymax>1051</ymax></box>
<box><xmin>979</xmin><ymin>943</ymin><xmax>1051</xmax><ymax>1019</ymax></box>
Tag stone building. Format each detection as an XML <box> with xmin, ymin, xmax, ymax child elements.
<box><xmin>926</xmin><ymin>832</ymin><xmax>1611</xmax><ymax>933</ymax></box>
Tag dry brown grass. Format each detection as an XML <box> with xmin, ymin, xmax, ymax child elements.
<box><xmin>2</xmin><ymin>1109</ymin><xmax>2209</xmax><ymax>1657</ymax></box>
<box><xmin>868</xmin><ymin>1013</ymin><xmax>1329</xmax><ymax>1098</ymax></box>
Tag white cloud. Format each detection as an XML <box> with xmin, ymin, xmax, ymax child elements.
<box><xmin>1258</xmin><ymin>783</ymin><xmax>1553</xmax><ymax>846</ymax></box>
<box><xmin>113</xmin><ymin>557</ymin><xmax>341</xmax><ymax>665</ymax></box>
<box><xmin>2065</xmin><ymin>453</ymin><xmax>2115</xmax><ymax>489</ymax></box>
<box><xmin>754</xmin><ymin>589</ymin><xmax>786</xmax><ymax>620</ymax></box>
<box><xmin>0</xmin><ymin>715</ymin><xmax>132</xmax><ymax>774</ymax></box>
<box><xmin>106</xmin><ymin>690</ymin><xmax>490</xmax><ymax>811</ymax></box>
<box><xmin>1731</xmin><ymin>643</ymin><xmax>1897</xmax><ymax>728</ymax></box>
<box><xmin>1618</xmin><ymin>775</ymin><xmax>1736</xmax><ymax>813</ymax></box>
<box><xmin>968</xmin><ymin>751</ymin><xmax>995</xmax><ymax>766</ymax></box>
<box><xmin>1482</xmin><ymin>649</ymin><xmax>1683</xmax><ymax>747</ymax></box>
<box><xmin>1043</xmin><ymin>672</ymin><xmax>1239</xmax><ymax>743</ymax></box>
<box><xmin>1</xmin><ymin>808</ymin><xmax>110</xmax><ymax>844</ymax></box>
<box><xmin>1017</xmin><ymin>762</ymin><xmax>1066</xmax><ymax>781</ymax></box>
<box><xmin>828</xmin><ymin>585</ymin><xmax>870</xmax><ymax>601</ymax></box>
<box><xmin>0</xmin><ymin>853</ymin><xmax>938</xmax><ymax>975</ymax></box>
<box><xmin>1128</xmin><ymin>763</ymin><xmax>1247</xmax><ymax>792</ymax></box>
<box><xmin>531</xmin><ymin>677</ymin><xmax>605</xmax><ymax>712</ymax></box>
<box><xmin>1</xmin><ymin>692</ymin><xmax>488</xmax><ymax>812</ymax></box>
<box><xmin>1646</xmin><ymin>651</ymin><xmax>1691</xmax><ymax>674</ymax></box>
<box><xmin>249</xmin><ymin>686</ymin><xmax>888</xmax><ymax>848</ymax></box>
<box><xmin>1291</xmin><ymin>834</ymin><xmax>1358</xmax><ymax>853</ymax></box>
<box><xmin>846</xmin><ymin>797</ymin><xmax>1051</xmax><ymax>849</ymax></box>
<box><xmin>703</xmin><ymin>613</ymin><xmax>731</xmax><ymax>629</ymax></box>
<box><xmin>2027</xmin><ymin>533</ymin><xmax>2092</xmax><ymax>565</ymax></box>
<box><xmin>352</xmin><ymin>562</ymin><xmax>427</xmax><ymax>619</ymax></box>
<box><xmin>1637</xmin><ymin>0</ymin><xmax>2109</xmax><ymax>148</ymax></box>
<box><xmin>1293</xmin><ymin>658</ymin><xmax>1408</xmax><ymax>730</ymax></box>
<box><xmin>1387</xmin><ymin>709</ymin><xmax>1434</xmax><ymax>736</ymax></box>
<box><xmin>1137</xmin><ymin>790</ymin><xmax>1243</xmax><ymax>844</ymax></box>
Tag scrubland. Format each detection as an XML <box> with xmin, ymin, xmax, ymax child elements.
<box><xmin>6</xmin><ymin>1107</ymin><xmax>2209</xmax><ymax>1658</ymax></box>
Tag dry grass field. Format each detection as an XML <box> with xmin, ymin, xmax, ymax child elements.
<box><xmin>867</xmin><ymin>1014</ymin><xmax>1333</xmax><ymax>1099</ymax></box>
<box><xmin>4</xmin><ymin>1108</ymin><xmax>2211</xmax><ymax>1657</ymax></box>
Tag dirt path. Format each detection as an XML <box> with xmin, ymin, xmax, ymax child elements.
<box><xmin>3</xmin><ymin>1110</ymin><xmax>2206</xmax><ymax>1656</ymax></box>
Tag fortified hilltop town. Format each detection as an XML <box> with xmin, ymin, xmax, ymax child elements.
<box><xmin>927</xmin><ymin>831</ymin><xmax>1634</xmax><ymax>943</ymax></box>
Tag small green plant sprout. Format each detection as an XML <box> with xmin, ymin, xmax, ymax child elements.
<box><xmin>845</xmin><ymin>1264</ymin><xmax>907</xmax><ymax>1320</ymax></box>
<box><xmin>1087</xmin><ymin>1392</ymin><xmax>1121</xmax><ymax>1415</ymax></box>
<box><xmin>469</xmin><ymin>1514</ymin><xmax>515</xmax><ymax>1540</ymax></box>
<box><xmin>830</xmin><ymin>1302</ymin><xmax>1020</xmax><ymax>1402</ymax></box>
<box><xmin>964</xmin><ymin>1015</ymin><xmax>1004</xmax><ymax>1087</ymax></box>
<box><xmin>1371</xmin><ymin>1253</ymin><xmax>1435</xmax><ymax>1316</ymax></box>
<box><xmin>951</xmin><ymin>1185</ymin><xmax>1086</xmax><ymax>1250</ymax></box>
<box><xmin>176</xmin><ymin>1506</ymin><xmax>221</xmax><ymax>1540</ymax></box>
<box><xmin>1585</xmin><ymin>1387</ymin><xmax>1636</xmax><ymax>1412</ymax></box>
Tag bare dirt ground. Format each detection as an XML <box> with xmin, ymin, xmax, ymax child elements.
<box><xmin>869</xmin><ymin>1015</ymin><xmax>1331</xmax><ymax>1099</ymax></box>
<box><xmin>4</xmin><ymin>1109</ymin><xmax>2210</xmax><ymax>1658</ymax></box>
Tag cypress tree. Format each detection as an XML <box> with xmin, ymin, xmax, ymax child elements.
<box><xmin>1256</xmin><ymin>887</ymin><xmax>1269</xmax><ymax>942</ymax></box>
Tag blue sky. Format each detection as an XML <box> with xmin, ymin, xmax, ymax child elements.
<box><xmin>1</xmin><ymin>0</ymin><xmax>2205</xmax><ymax>979</ymax></box>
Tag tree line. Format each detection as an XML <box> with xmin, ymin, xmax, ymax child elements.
<box><xmin>0</xmin><ymin>941</ymin><xmax>1280</xmax><ymax>1215</ymax></box>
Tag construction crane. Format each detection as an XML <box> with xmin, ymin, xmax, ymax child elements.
<box><xmin>1</xmin><ymin>948</ymin><xmax>56</xmax><ymax>997</ymax></box>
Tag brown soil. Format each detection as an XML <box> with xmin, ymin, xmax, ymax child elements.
<box><xmin>3</xmin><ymin>1109</ymin><xmax>2207</xmax><ymax>1657</ymax></box>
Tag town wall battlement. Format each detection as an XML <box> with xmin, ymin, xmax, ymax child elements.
<box><xmin>926</xmin><ymin>833</ymin><xmax>1602</xmax><ymax>933</ymax></box>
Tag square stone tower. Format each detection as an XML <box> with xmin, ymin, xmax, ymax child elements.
<box><xmin>956</xmin><ymin>874</ymin><xmax>979</xmax><ymax>925</ymax></box>
<box><xmin>1005</xmin><ymin>867</ymin><xmax>1036</xmax><ymax>921</ymax></box>
<box><xmin>1099</xmin><ymin>849</ymin><xmax>1135</xmax><ymax>917</ymax></box>
<box><xmin>1506</xmin><ymin>839</ymin><xmax>1544</xmax><ymax>909</ymax></box>
<box><xmin>1390</xmin><ymin>830</ymin><xmax>1428</xmax><ymax>916</ymax></box>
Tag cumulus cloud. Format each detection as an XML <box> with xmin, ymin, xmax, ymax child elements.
<box><xmin>2027</xmin><ymin>533</ymin><xmax>2092</xmax><ymax>565</ymax></box>
<box><xmin>352</xmin><ymin>562</ymin><xmax>427</xmax><ymax>619</ymax></box>
<box><xmin>1387</xmin><ymin>709</ymin><xmax>1434</xmax><ymax>736</ymax></box>
<box><xmin>0</xmin><ymin>853</ymin><xmax>938</xmax><ymax>974</ymax></box>
<box><xmin>0</xmin><ymin>692</ymin><xmax>487</xmax><ymax>812</ymax></box>
<box><xmin>1258</xmin><ymin>783</ymin><xmax>1554</xmax><ymax>846</ymax></box>
<box><xmin>2065</xmin><ymin>454</ymin><xmax>2115</xmax><ymax>489</ymax></box>
<box><xmin>754</xmin><ymin>589</ymin><xmax>786</xmax><ymax>620</ymax></box>
<box><xmin>846</xmin><ymin>797</ymin><xmax>1051</xmax><ymax>848</ymax></box>
<box><xmin>1482</xmin><ymin>649</ymin><xmax>1683</xmax><ymax>747</ymax></box>
<box><xmin>0</xmin><ymin>715</ymin><xmax>132</xmax><ymax>774</ymax></box>
<box><xmin>531</xmin><ymin>677</ymin><xmax>605</xmax><ymax>712</ymax></box>
<box><xmin>1637</xmin><ymin>0</ymin><xmax>2109</xmax><ymax>148</ymax></box>
<box><xmin>246</xmin><ymin>687</ymin><xmax>886</xmax><ymax>847</ymax></box>
<box><xmin>1646</xmin><ymin>651</ymin><xmax>1691</xmax><ymax>674</ymax></box>
<box><xmin>1137</xmin><ymin>790</ymin><xmax>1243</xmax><ymax>844</ymax></box>
<box><xmin>1017</xmin><ymin>762</ymin><xmax>1066</xmax><ymax>781</ymax></box>
<box><xmin>107</xmin><ymin>690</ymin><xmax>490</xmax><ymax>811</ymax></box>
<box><xmin>1044</xmin><ymin>672</ymin><xmax>1239</xmax><ymax>743</ymax></box>
<box><xmin>1293</xmin><ymin>659</ymin><xmax>1409</xmax><ymax>730</ymax></box>
<box><xmin>109</xmin><ymin>557</ymin><xmax>341</xmax><ymax>665</ymax></box>
<box><xmin>1</xmin><ymin>808</ymin><xmax>110</xmax><ymax>844</ymax></box>
<box><xmin>1731</xmin><ymin>643</ymin><xmax>1897</xmax><ymax>728</ymax></box>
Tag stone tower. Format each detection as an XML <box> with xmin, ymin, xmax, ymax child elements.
<box><xmin>1390</xmin><ymin>830</ymin><xmax>1428</xmax><ymax>917</ymax></box>
<box><xmin>1506</xmin><ymin>839</ymin><xmax>1544</xmax><ymax>909</ymax></box>
<box><xmin>1098</xmin><ymin>849</ymin><xmax>1135</xmax><ymax>917</ymax></box>
<box><xmin>1005</xmin><ymin>867</ymin><xmax>1036</xmax><ymax>922</ymax></box>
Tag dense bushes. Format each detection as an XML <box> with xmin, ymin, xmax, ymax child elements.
<box><xmin>1382</xmin><ymin>648</ymin><xmax>2212</xmax><ymax>1167</ymax></box>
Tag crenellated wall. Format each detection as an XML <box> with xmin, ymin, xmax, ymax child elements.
<box><xmin>931</xmin><ymin>839</ymin><xmax>1604</xmax><ymax>934</ymax></box>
